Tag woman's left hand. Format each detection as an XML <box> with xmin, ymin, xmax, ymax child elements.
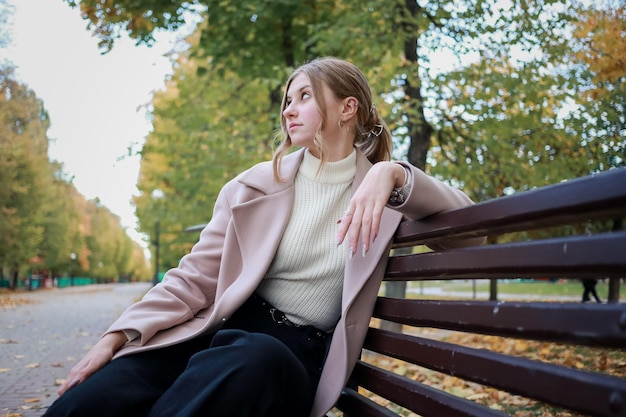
<box><xmin>337</xmin><ymin>161</ymin><xmax>407</xmax><ymax>258</ymax></box>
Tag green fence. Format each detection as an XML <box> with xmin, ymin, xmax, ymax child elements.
<box><xmin>0</xmin><ymin>276</ymin><xmax>98</xmax><ymax>289</ymax></box>
<box><xmin>56</xmin><ymin>277</ymin><xmax>99</xmax><ymax>288</ymax></box>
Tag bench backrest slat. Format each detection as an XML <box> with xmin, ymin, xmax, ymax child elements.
<box><xmin>387</xmin><ymin>232</ymin><xmax>626</xmax><ymax>280</ymax></box>
<box><xmin>373</xmin><ymin>297</ymin><xmax>626</xmax><ymax>347</ymax></box>
<box><xmin>394</xmin><ymin>168</ymin><xmax>626</xmax><ymax>246</ymax></box>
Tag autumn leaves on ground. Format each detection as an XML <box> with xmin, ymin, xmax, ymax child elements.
<box><xmin>358</xmin><ymin>327</ymin><xmax>626</xmax><ymax>417</ymax></box>
<box><xmin>0</xmin><ymin>295</ymin><xmax>44</xmax><ymax>417</ymax></box>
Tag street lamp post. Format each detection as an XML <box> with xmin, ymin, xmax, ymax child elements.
<box><xmin>70</xmin><ymin>252</ymin><xmax>76</xmax><ymax>286</ymax></box>
<box><xmin>152</xmin><ymin>220</ymin><xmax>160</xmax><ymax>286</ymax></box>
<box><xmin>151</xmin><ymin>189</ymin><xmax>164</xmax><ymax>286</ymax></box>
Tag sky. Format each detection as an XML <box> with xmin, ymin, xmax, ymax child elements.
<box><xmin>3</xmin><ymin>0</ymin><xmax>188</xmax><ymax>247</ymax></box>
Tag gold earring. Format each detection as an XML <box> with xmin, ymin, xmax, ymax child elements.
<box><xmin>338</xmin><ymin>120</ymin><xmax>344</xmax><ymax>129</ymax></box>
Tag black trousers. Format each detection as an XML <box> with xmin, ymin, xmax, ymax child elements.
<box><xmin>43</xmin><ymin>294</ymin><xmax>331</xmax><ymax>417</ymax></box>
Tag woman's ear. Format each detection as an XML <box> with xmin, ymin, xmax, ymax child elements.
<box><xmin>342</xmin><ymin>97</ymin><xmax>359</xmax><ymax>120</ymax></box>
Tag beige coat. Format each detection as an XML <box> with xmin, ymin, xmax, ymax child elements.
<box><xmin>106</xmin><ymin>148</ymin><xmax>477</xmax><ymax>417</ymax></box>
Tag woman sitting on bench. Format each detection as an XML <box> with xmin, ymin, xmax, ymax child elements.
<box><xmin>44</xmin><ymin>57</ymin><xmax>480</xmax><ymax>417</ymax></box>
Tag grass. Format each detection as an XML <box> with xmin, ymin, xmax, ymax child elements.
<box><xmin>405</xmin><ymin>279</ymin><xmax>626</xmax><ymax>300</ymax></box>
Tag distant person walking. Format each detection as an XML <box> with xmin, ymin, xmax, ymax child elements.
<box><xmin>581</xmin><ymin>278</ymin><xmax>602</xmax><ymax>303</ymax></box>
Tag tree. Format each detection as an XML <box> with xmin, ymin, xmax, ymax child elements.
<box><xmin>570</xmin><ymin>4</ymin><xmax>625</xmax><ymax>172</ymax></box>
<box><xmin>0</xmin><ymin>66</ymin><xmax>50</xmax><ymax>288</ymax></box>
<box><xmin>63</xmin><ymin>0</ymin><xmax>622</xmax><ymax>301</ymax></box>
<box><xmin>134</xmin><ymin>29</ymin><xmax>276</xmax><ymax>270</ymax></box>
<box><xmin>0</xmin><ymin>65</ymin><xmax>149</xmax><ymax>287</ymax></box>
<box><xmin>36</xmin><ymin>162</ymin><xmax>82</xmax><ymax>279</ymax></box>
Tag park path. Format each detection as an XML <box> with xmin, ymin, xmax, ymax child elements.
<box><xmin>0</xmin><ymin>282</ymin><xmax>151</xmax><ymax>417</ymax></box>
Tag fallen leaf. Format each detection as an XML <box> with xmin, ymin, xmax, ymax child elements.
<box><xmin>0</xmin><ymin>368</ymin><xmax>11</xmax><ymax>372</ymax></box>
<box><xmin>23</xmin><ymin>397</ymin><xmax>41</xmax><ymax>403</ymax></box>
<box><xmin>466</xmin><ymin>393</ymin><xmax>489</xmax><ymax>400</ymax></box>
<box><xmin>25</xmin><ymin>363</ymin><xmax>39</xmax><ymax>369</ymax></box>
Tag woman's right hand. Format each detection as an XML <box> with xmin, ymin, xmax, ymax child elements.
<box><xmin>57</xmin><ymin>331</ymin><xmax>128</xmax><ymax>396</ymax></box>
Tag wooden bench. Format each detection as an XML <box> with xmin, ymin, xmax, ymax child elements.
<box><xmin>333</xmin><ymin>167</ymin><xmax>626</xmax><ymax>417</ymax></box>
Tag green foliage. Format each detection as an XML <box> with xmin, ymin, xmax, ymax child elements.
<box><xmin>135</xmin><ymin>43</ymin><xmax>276</xmax><ymax>268</ymax></box>
<box><xmin>64</xmin><ymin>0</ymin><xmax>193</xmax><ymax>51</ymax></box>
<box><xmin>63</xmin><ymin>0</ymin><xmax>624</xmax><ymax>263</ymax></box>
<box><xmin>0</xmin><ymin>66</ymin><xmax>49</xmax><ymax>281</ymax></box>
<box><xmin>427</xmin><ymin>1</ymin><xmax>624</xmax><ymax>203</ymax></box>
<box><xmin>0</xmin><ymin>64</ymin><xmax>150</xmax><ymax>286</ymax></box>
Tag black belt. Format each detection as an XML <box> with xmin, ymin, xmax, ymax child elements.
<box><xmin>251</xmin><ymin>293</ymin><xmax>330</xmax><ymax>340</ymax></box>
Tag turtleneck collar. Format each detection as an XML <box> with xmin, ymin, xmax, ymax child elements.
<box><xmin>299</xmin><ymin>148</ymin><xmax>357</xmax><ymax>184</ymax></box>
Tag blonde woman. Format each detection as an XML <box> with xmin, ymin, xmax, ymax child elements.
<box><xmin>44</xmin><ymin>57</ymin><xmax>481</xmax><ymax>417</ymax></box>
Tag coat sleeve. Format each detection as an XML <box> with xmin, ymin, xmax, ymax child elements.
<box><xmin>104</xmin><ymin>182</ymin><xmax>235</xmax><ymax>345</ymax></box>
<box><xmin>393</xmin><ymin>162</ymin><xmax>485</xmax><ymax>249</ymax></box>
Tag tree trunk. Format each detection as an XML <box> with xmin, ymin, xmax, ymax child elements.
<box><xmin>382</xmin><ymin>0</ymin><xmax>433</xmax><ymax>334</ymax></box>
<box><xmin>10</xmin><ymin>268</ymin><xmax>18</xmax><ymax>290</ymax></box>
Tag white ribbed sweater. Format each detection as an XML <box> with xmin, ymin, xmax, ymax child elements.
<box><xmin>256</xmin><ymin>149</ymin><xmax>356</xmax><ymax>332</ymax></box>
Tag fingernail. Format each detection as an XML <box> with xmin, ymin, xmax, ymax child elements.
<box><xmin>336</xmin><ymin>236</ymin><xmax>341</xmax><ymax>247</ymax></box>
<box><xmin>349</xmin><ymin>247</ymin><xmax>354</xmax><ymax>259</ymax></box>
<box><xmin>362</xmin><ymin>244</ymin><xmax>367</xmax><ymax>257</ymax></box>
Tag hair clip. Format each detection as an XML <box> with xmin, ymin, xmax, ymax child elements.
<box><xmin>368</xmin><ymin>124</ymin><xmax>383</xmax><ymax>137</ymax></box>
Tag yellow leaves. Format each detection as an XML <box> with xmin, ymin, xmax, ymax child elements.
<box><xmin>0</xmin><ymin>296</ymin><xmax>32</xmax><ymax>309</ymax></box>
<box><xmin>22</xmin><ymin>398</ymin><xmax>40</xmax><ymax>404</ymax></box>
<box><xmin>361</xmin><ymin>331</ymin><xmax>625</xmax><ymax>416</ymax></box>
<box><xmin>573</xmin><ymin>6</ymin><xmax>626</xmax><ymax>94</ymax></box>
<box><xmin>514</xmin><ymin>339</ymin><xmax>529</xmax><ymax>353</ymax></box>
<box><xmin>538</xmin><ymin>346</ymin><xmax>552</xmax><ymax>356</ymax></box>
<box><xmin>0</xmin><ymin>368</ymin><xmax>11</xmax><ymax>373</ymax></box>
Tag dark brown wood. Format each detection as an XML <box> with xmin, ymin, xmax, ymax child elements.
<box><xmin>372</xmin><ymin>297</ymin><xmax>626</xmax><ymax>347</ymax></box>
<box><xmin>362</xmin><ymin>329</ymin><xmax>626</xmax><ymax>417</ymax></box>
<box><xmin>386</xmin><ymin>232</ymin><xmax>626</xmax><ymax>280</ymax></box>
<box><xmin>347</xmin><ymin>362</ymin><xmax>508</xmax><ymax>417</ymax></box>
<box><xmin>393</xmin><ymin>167</ymin><xmax>626</xmax><ymax>247</ymax></box>
<box><xmin>336</xmin><ymin>388</ymin><xmax>401</xmax><ymax>417</ymax></box>
<box><xmin>333</xmin><ymin>169</ymin><xmax>626</xmax><ymax>417</ymax></box>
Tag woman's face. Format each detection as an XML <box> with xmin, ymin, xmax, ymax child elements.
<box><xmin>283</xmin><ymin>73</ymin><xmax>322</xmax><ymax>150</ymax></box>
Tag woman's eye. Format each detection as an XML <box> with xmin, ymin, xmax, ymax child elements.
<box><xmin>302</xmin><ymin>92</ymin><xmax>311</xmax><ymax>100</ymax></box>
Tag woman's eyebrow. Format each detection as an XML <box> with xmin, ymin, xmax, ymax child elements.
<box><xmin>286</xmin><ymin>84</ymin><xmax>312</xmax><ymax>99</ymax></box>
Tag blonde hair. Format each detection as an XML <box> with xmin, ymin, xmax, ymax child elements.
<box><xmin>272</xmin><ymin>57</ymin><xmax>392</xmax><ymax>181</ymax></box>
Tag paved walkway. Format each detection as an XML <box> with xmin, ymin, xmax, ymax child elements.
<box><xmin>0</xmin><ymin>283</ymin><xmax>151</xmax><ymax>417</ymax></box>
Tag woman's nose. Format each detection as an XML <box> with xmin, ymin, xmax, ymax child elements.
<box><xmin>283</xmin><ymin>103</ymin><xmax>296</xmax><ymax>117</ymax></box>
